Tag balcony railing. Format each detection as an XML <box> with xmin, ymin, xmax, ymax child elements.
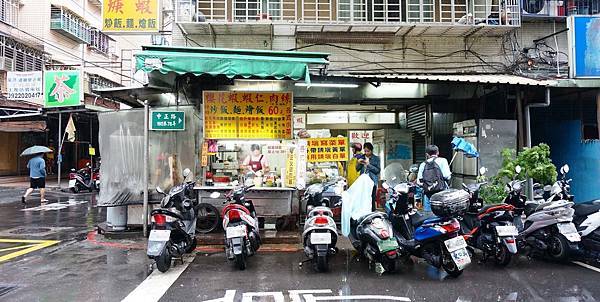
<box><xmin>89</xmin><ymin>28</ymin><xmax>111</xmax><ymax>55</ymax></box>
<box><xmin>50</xmin><ymin>5</ymin><xmax>91</xmax><ymax>44</ymax></box>
<box><xmin>522</xmin><ymin>0</ymin><xmax>600</xmax><ymax>17</ymax></box>
<box><xmin>176</xmin><ymin>0</ymin><xmax>521</xmax><ymax>26</ymax></box>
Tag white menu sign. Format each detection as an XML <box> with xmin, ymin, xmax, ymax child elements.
<box><xmin>7</xmin><ymin>71</ymin><xmax>43</xmax><ymax>103</ymax></box>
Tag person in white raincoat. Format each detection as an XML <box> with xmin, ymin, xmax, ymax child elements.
<box><xmin>341</xmin><ymin>174</ymin><xmax>375</xmax><ymax>237</ymax></box>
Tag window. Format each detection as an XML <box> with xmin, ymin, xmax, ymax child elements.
<box><xmin>0</xmin><ymin>0</ymin><xmax>19</xmax><ymax>26</ymax></box>
<box><xmin>0</xmin><ymin>35</ymin><xmax>48</xmax><ymax>72</ymax></box>
<box><xmin>582</xmin><ymin>124</ymin><xmax>599</xmax><ymax>140</ymax></box>
<box><xmin>89</xmin><ymin>29</ymin><xmax>110</xmax><ymax>55</ymax></box>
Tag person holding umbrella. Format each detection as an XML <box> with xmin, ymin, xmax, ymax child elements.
<box><xmin>20</xmin><ymin>146</ymin><xmax>52</xmax><ymax>204</ymax></box>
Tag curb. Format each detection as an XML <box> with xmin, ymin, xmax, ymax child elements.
<box><xmin>86</xmin><ymin>231</ymin><xmax>301</xmax><ymax>253</ymax></box>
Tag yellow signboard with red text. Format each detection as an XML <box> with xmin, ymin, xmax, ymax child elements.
<box><xmin>203</xmin><ymin>91</ymin><xmax>293</xmax><ymax>139</ymax></box>
<box><xmin>306</xmin><ymin>138</ymin><xmax>349</xmax><ymax>162</ymax></box>
<box><xmin>103</xmin><ymin>0</ymin><xmax>159</xmax><ymax>32</ymax></box>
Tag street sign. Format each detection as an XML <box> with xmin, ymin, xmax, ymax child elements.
<box><xmin>44</xmin><ymin>70</ymin><xmax>82</xmax><ymax>108</ymax></box>
<box><xmin>150</xmin><ymin>111</ymin><xmax>185</xmax><ymax>131</ymax></box>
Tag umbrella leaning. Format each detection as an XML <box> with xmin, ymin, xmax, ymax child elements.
<box><xmin>20</xmin><ymin>145</ymin><xmax>52</xmax><ymax>157</ymax></box>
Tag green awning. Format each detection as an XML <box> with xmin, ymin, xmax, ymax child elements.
<box><xmin>135</xmin><ymin>46</ymin><xmax>329</xmax><ymax>83</ymax></box>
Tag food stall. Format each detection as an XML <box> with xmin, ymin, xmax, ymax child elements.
<box><xmin>194</xmin><ymin>91</ymin><xmax>300</xmax><ymax>229</ymax></box>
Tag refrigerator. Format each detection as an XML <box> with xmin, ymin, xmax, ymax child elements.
<box><xmin>451</xmin><ymin>119</ymin><xmax>517</xmax><ymax>188</ymax></box>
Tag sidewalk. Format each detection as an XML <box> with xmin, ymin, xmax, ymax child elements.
<box><xmin>0</xmin><ymin>175</ymin><xmax>66</xmax><ymax>189</ymax></box>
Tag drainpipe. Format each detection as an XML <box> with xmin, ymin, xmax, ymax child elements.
<box><xmin>524</xmin><ymin>87</ymin><xmax>551</xmax><ymax>199</ymax></box>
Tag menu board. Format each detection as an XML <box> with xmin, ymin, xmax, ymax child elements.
<box><xmin>306</xmin><ymin>137</ymin><xmax>349</xmax><ymax>162</ymax></box>
<box><xmin>203</xmin><ymin>91</ymin><xmax>293</xmax><ymax>139</ymax></box>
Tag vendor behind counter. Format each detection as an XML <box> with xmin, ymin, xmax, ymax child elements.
<box><xmin>241</xmin><ymin>144</ymin><xmax>270</xmax><ymax>174</ymax></box>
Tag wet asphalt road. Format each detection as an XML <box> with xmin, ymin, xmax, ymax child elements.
<box><xmin>0</xmin><ymin>191</ymin><xmax>150</xmax><ymax>302</ymax></box>
<box><xmin>161</xmin><ymin>246</ymin><xmax>600</xmax><ymax>302</ymax></box>
<box><xmin>1</xmin><ymin>189</ymin><xmax>599</xmax><ymax>302</ymax></box>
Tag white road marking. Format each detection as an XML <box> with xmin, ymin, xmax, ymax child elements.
<box><xmin>304</xmin><ymin>295</ymin><xmax>411</xmax><ymax>301</ymax></box>
<box><xmin>572</xmin><ymin>261</ymin><xmax>600</xmax><ymax>273</ymax></box>
<box><xmin>242</xmin><ymin>292</ymin><xmax>285</xmax><ymax>302</ymax></box>
<box><xmin>122</xmin><ymin>254</ymin><xmax>195</xmax><ymax>302</ymax></box>
<box><xmin>202</xmin><ymin>290</ymin><xmax>237</xmax><ymax>302</ymax></box>
<box><xmin>290</xmin><ymin>290</ymin><xmax>334</xmax><ymax>302</ymax></box>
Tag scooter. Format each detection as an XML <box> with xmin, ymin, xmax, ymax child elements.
<box><xmin>383</xmin><ymin>177</ymin><xmax>472</xmax><ymax>278</ymax></box>
<box><xmin>348</xmin><ymin>211</ymin><xmax>401</xmax><ymax>274</ymax></box>
<box><xmin>302</xmin><ymin>178</ymin><xmax>345</xmax><ymax>214</ymax></box>
<box><xmin>546</xmin><ymin>164</ymin><xmax>600</xmax><ymax>259</ymax></box>
<box><xmin>301</xmin><ymin>206</ymin><xmax>338</xmax><ymax>272</ymax></box>
<box><xmin>509</xmin><ymin>165</ymin><xmax>581</xmax><ymax>262</ymax></box>
<box><xmin>68</xmin><ymin>163</ymin><xmax>96</xmax><ymax>193</ymax></box>
<box><xmin>211</xmin><ymin>184</ymin><xmax>261</xmax><ymax>270</ymax></box>
<box><xmin>459</xmin><ymin>168</ymin><xmax>518</xmax><ymax>266</ymax></box>
<box><xmin>147</xmin><ymin>168</ymin><xmax>198</xmax><ymax>273</ymax></box>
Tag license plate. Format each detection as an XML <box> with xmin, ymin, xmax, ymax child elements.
<box><xmin>69</xmin><ymin>179</ymin><xmax>76</xmax><ymax>187</ymax></box>
<box><xmin>449</xmin><ymin>247</ymin><xmax>471</xmax><ymax>270</ymax></box>
<box><xmin>377</xmin><ymin>239</ymin><xmax>399</xmax><ymax>252</ymax></box>
<box><xmin>310</xmin><ymin>232</ymin><xmax>332</xmax><ymax>245</ymax></box>
<box><xmin>148</xmin><ymin>229</ymin><xmax>171</xmax><ymax>242</ymax></box>
<box><xmin>226</xmin><ymin>226</ymin><xmax>246</xmax><ymax>239</ymax></box>
<box><xmin>558</xmin><ymin>223</ymin><xmax>581</xmax><ymax>242</ymax></box>
<box><xmin>496</xmin><ymin>225</ymin><xmax>519</xmax><ymax>237</ymax></box>
<box><xmin>444</xmin><ymin>236</ymin><xmax>468</xmax><ymax>252</ymax></box>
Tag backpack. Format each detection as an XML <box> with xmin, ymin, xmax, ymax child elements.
<box><xmin>421</xmin><ymin>159</ymin><xmax>446</xmax><ymax>195</ymax></box>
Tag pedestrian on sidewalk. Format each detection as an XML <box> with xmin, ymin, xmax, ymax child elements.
<box><xmin>22</xmin><ymin>153</ymin><xmax>48</xmax><ymax>204</ymax></box>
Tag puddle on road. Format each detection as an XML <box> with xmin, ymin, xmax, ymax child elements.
<box><xmin>21</xmin><ymin>199</ymin><xmax>88</xmax><ymax>212</ymax></box>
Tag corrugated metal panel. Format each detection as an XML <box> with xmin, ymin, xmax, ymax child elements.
<box><xmin>331</xmin><ymin>74</ymin><xmax>556</xmax><ymax>86</ymax></box>
<box><xmin>407</xmin><ymin>105</ymin><xmax>427</xmax><ymax>163</ymax></box>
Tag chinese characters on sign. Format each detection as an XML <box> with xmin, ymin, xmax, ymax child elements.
<box><xmin>44</xmin><ymin>70</ymin><xmax>82</xmax><ymax>108</ymax></box>
<box><xmin>306</xmin><ymin>138</ymin><xmax>349</xmax><ymax>163</ymax></box>
<box><xmin>150</xmin><ymin>111</ymin><xmax>185</xmax><ymax>131</ymax></box>
<box><xmin>203</xmin><ymin>91</ymin><xmax>293</xmax><ymax>139</ymax></box>
<box><xmin>285</xmin><ymin>145</ymin><xmax>297</xmax><ymax>188</ymax></box>
<box><xmin>7</xmin><ymin>72</ymin><xmax>43</xmax><ymax>104</ymax></box>
<box><xmin>103</xmin><ymin>0</ymin><xmax>159</xmax><ymax>32</ymax></box>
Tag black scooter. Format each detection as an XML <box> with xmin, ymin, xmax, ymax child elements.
<box><xmin>348</xmin><ymin>211</ymin><xmax>401</xmax><ymax>274</ymax></box>
<box><xmin>147</xmin><ymin>168</ymin><xmax>199</xmax><ymax>273</ymax></box>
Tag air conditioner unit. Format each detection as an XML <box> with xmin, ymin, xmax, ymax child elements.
<box><xmin>522</xmin><ymin>0</ymin><xmax>565</xmax><ymax>16</ymax></box>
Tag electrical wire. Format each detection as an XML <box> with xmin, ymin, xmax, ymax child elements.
<box><xmin>5</xmin><ymin>17</ymin><xmax>147</xmax><ymax>85</ymax></box>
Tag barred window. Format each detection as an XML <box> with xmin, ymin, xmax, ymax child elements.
<box><xmin>0</xmin><ymin>0</ymin><xmax>19</xmax><ymax>26</ymax></box>
<box><xmin>0</xmin><ymin>35</ymin><xmax>49</xmax><ymax>72</ymax></box>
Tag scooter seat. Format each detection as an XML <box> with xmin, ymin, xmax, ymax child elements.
<box><xmin>411</xmin><ymin>212</ymin><xmax>435</xmax><ymax>227</ymax></box>
<box><xmin>573</xmin><ymin>202</ymin><xmax>600</xmax><ymax>217</ymax></box>
<box><xmin>524</xmin><ymin>203</ymin><xmax>540</xmax><ymax>217</ymax></box>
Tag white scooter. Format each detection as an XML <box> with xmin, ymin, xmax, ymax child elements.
<box><xmin>301</xmin><ymin>206</ymin><xmax>338</xmax><ymax>272</ymax></box>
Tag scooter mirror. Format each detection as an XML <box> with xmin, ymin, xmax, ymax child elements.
<box><xmin>156</xmin><ymin>186</ymin><xmax>165</xmax><ymax>194</ymax></box>
<box><xmin>409</xmin><ymin>164</ymin><xmax>419</xmax><ymax>173</ymax></box>
<box><xmin>479</xmin><ymin>167</ymin><xmax>487</xmax><ymax>176</ymax></box>
<box><xmin>209</xmin><ymin>192</ymin><xmax>221</xmax><ymax>199</ymax></box>
<box><xmin>382</xmin><ymin>182</ymin><xmax>390</xmax><ymax>190</ymax></box>
<box><xmin>183</xmin><ymin>168</ymin><xmax>191</xmax><ymax>179</ymax></box>
<box><xmin>515</xmin><ymin>165</ymin><xmax>522</xmax><ymax>174</ymax></box>
<box><xmin>561</xmin><ymin>164</ymin><xmax>570</xmax><ymax>175</ymax></box>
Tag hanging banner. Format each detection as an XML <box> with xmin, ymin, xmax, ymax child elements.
<box><xmin>306</xmin><ymin>137</ymin><xmax>349</xmax><ymax>163</ymax></box>
<box><xmin>296</xmin><ymin>139</ymin><xmax>308</xmax><ymax>190</ymax></box>
<box><xmin>203</xmin><ymin>91</ymin><xmax>293</xmax><ymax>139</ymax></box>
<box><xmin>103</xmin><ymin>0</ymin><xmax>160</xmax><ymax>32</ymax></box>
<box><xmin>284</xmin><ymin>145</ymin><xmax>297</xmax><ymax>188</ymax></box>
<box><xmin>44</xmin><ymin>70</ymin><xmax>82</xmax><ymax>108</ymax></box>
<box><xmin>293</xmin><ymin>113</ymin><xmax>306</xmax><ymax>129</ymax></box>
<box><xmin>201</xmin><ymin>141</ymin><xmax>209</xmax><ymax>167</ymax></box>
<box><xmin>7</xmin><ymin>71</ymin><xmax>43</xmax><ymax>103</ymax></box>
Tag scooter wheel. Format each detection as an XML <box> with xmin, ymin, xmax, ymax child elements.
<box><xmin>314</xmin><ymin>255</ymin><xmax>328</xmax><ymax>272</ymax></box>
<box><xmin>196</xmin><ymin>203</ymin><xmax>220</xmax><ymax>234</ymax></box>
<box><xmin>155</xmin><ymin>249</ymin><xmax>172</xmax><ymax>273</ymax></box>
<box><xmin>185</xmin><ymin>237</ymin><xmax>197</xmax><ymax>253</ymax></box>
<box><xmin>441</xmin><ymin>250</ymin><xmax>463</xmax><ymax>278</ymax></box>
<box><xmin>548</xmin><ymin>233</ymin><xmax>570</xmax><ymax>262</ymax></box>
<box><xmin>494</xmin><ymin>244</ymin><xmax>512</xmax><ymax>267</ymax></box>
<box><xmin>234</xmin><ymin>253</ymin><xmax>246</xmax><ymax>270</ymax></box>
